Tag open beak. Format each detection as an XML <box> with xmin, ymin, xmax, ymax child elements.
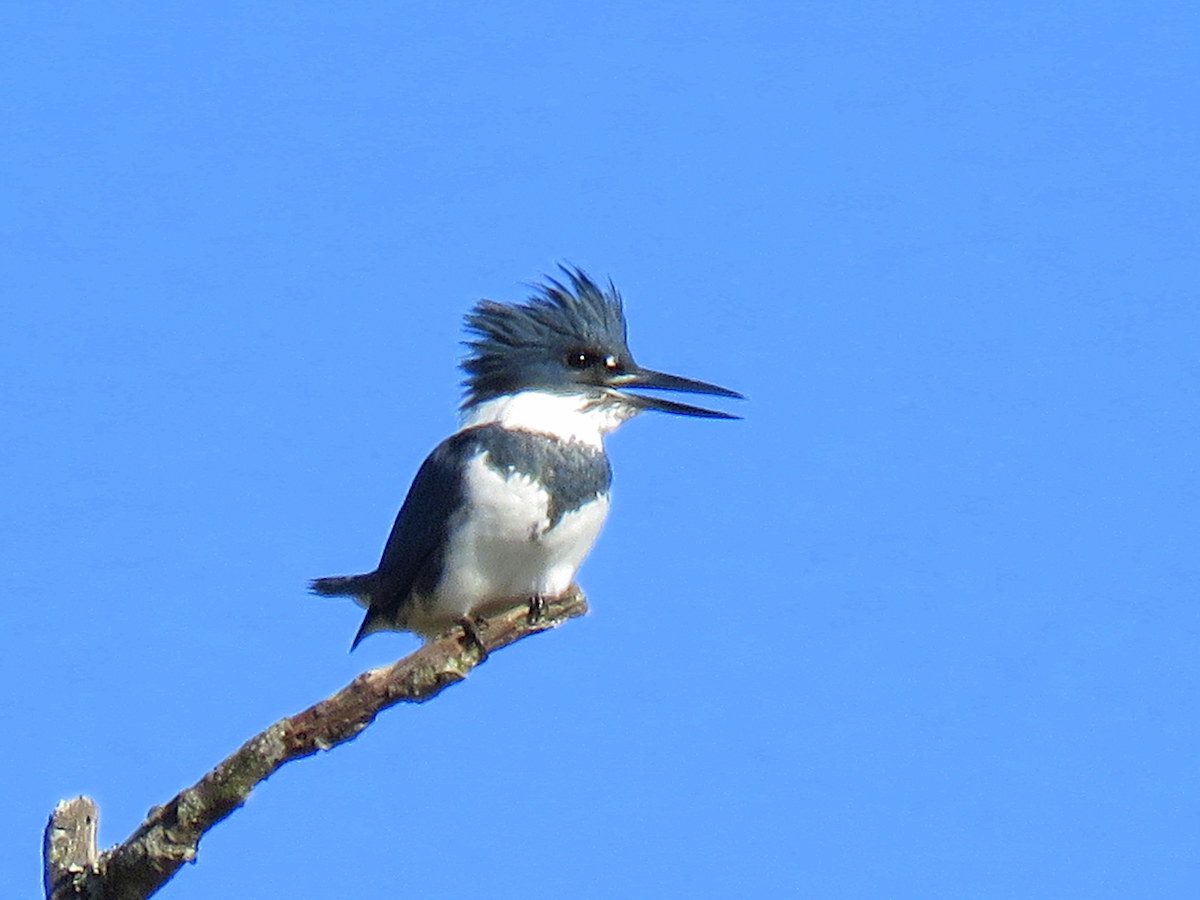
<box><xmin>608</xmin><ymin>367</ymin><xmax>744</xmax><ymax>419</ymax></box>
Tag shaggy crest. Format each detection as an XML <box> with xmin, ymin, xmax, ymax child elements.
<box><xmin>461</xmin><ymin>266</ymin><xmax>634</xmax><ymax>406</ymax></box>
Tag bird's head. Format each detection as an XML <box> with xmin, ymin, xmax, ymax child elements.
<box><xmin>462</xmin><ymin>266</ymin><xmax>742</xmax><ymax>419</ymax></box>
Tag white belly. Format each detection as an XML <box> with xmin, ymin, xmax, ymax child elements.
<box><xmin>418</xmin><ymin>451</ymin><xmax>609</xmax><ymax>629</ymax></box>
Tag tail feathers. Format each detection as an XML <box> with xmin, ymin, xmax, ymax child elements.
<box><xmin>350</xmin><ymin>608</ymin><xmax>390</xmax><ymax>651</ymax></box>
<box><xmin>309</xmin><ymin>573</ymin><xmax>374</xmax><ymax>597</ymax></box>
<box><xmin>310</xmin><ymin>572</ymin><xmax>387</xmax><ymax>651</ymax></box>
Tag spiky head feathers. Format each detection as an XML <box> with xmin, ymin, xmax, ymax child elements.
<box><xmin>461</xmin><ymin>266</ymin><xmax>635</xmax><ymax>406</ymax></box>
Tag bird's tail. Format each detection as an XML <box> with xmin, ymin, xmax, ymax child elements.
<box><xmin>309</xmin><ymin>573</ymin><xmax>374</xmax><ymax>600</ymax></box>
<box><xmin>311</xmin><ymin>573</ymin><xmax>379</xmax><ymax>650</ymax></box>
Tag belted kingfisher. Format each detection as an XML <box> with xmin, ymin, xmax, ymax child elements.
<box><xmin>311</xmin><ymin>267</ymin><xmax>742</xmax><ymax>650</ymax></box>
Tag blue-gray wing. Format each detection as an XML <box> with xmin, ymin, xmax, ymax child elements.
<box><xmin>354</xmin><ymin>433</ymin><xmax>473</xmax><ymax>647</ymax></box>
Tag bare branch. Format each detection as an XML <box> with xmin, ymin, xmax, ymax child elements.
<box><xmin>44</xmin><ymin>797</ymin><xmax>100</xmax><ymax>899</ymax></box>
<box><xmin>43</xmin><ymin>589</ymin><xmax>588</xmax><ymax>899</ymax></box>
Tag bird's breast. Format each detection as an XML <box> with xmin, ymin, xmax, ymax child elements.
<box><xmin>459</xmin><ymin>443</ymin><xmax>611</xmax><ymax>550</ymax></box>
<box><xmin>429</xmin><ymin>433</ymin><xmax>612</xmax><ymax>614</ymax></box>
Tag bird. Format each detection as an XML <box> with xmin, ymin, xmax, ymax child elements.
<box><xmin>311</xmin><ymin>266</ymin><xmax>742</xmax><ymax>651</ymax></box>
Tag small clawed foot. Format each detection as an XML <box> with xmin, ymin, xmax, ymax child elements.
<box><xmin>527</xmin><ymin>594</ymin><xmax>548</xmax><ymax>625</ymax></box>
<box><xmin>458</xmin><ymin>616</ymin><xmax>489</xmax><ymax>661</ymax></box>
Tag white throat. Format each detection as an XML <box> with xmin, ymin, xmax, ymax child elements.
<box><xmin>460</xmin><ymin>390</ymin><xmax>638</xmax><ymax>447</ymax></box>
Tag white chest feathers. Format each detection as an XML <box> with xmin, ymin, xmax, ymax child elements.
<box><xmin>423</xmin><ymin>447</ymin><xmax>611</xmax><ymax>625</ymax></box>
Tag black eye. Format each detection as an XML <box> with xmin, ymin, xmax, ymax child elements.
<box><xmin>566</xmin><ymin>349</ymin><xmax>595</xmax><ymax>369</ymax></box>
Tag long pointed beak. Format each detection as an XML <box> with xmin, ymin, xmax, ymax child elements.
<box><xmin>609</xmin><ymin>367</ymin><xmax>744</xmax><ymax>419</ymax></box>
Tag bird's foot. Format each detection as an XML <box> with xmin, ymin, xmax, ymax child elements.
<box><xmin>527</xmin><ymin>594</ymin><xmax>549</xmax><ymax>625</ymax></box>
<box><xmin>458</xmin><ymin>615</ymin><xmax>490</xmax><ymax>661</ymax></box>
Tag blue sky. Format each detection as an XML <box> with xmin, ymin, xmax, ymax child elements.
<box><xmin>4</xmin><ymin>2</ymin><xmax>1197</xmax><ymax>897</ymax></box>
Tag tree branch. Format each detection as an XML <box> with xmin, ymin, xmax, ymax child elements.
<box><xmin>43</xmin><ymin>588</ymin><xmax>588</xmax><ymax>899</ymax></box>
<box><xmin>44</xmin><ymin>797</ymin><xmax>100</xmax><ymax>899</ymax></box>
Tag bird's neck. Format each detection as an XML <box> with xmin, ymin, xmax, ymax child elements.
<box><xmin>460</xmin><ymin>390</ymin><xmax>637</xmax><ymax>448</ymax></box>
